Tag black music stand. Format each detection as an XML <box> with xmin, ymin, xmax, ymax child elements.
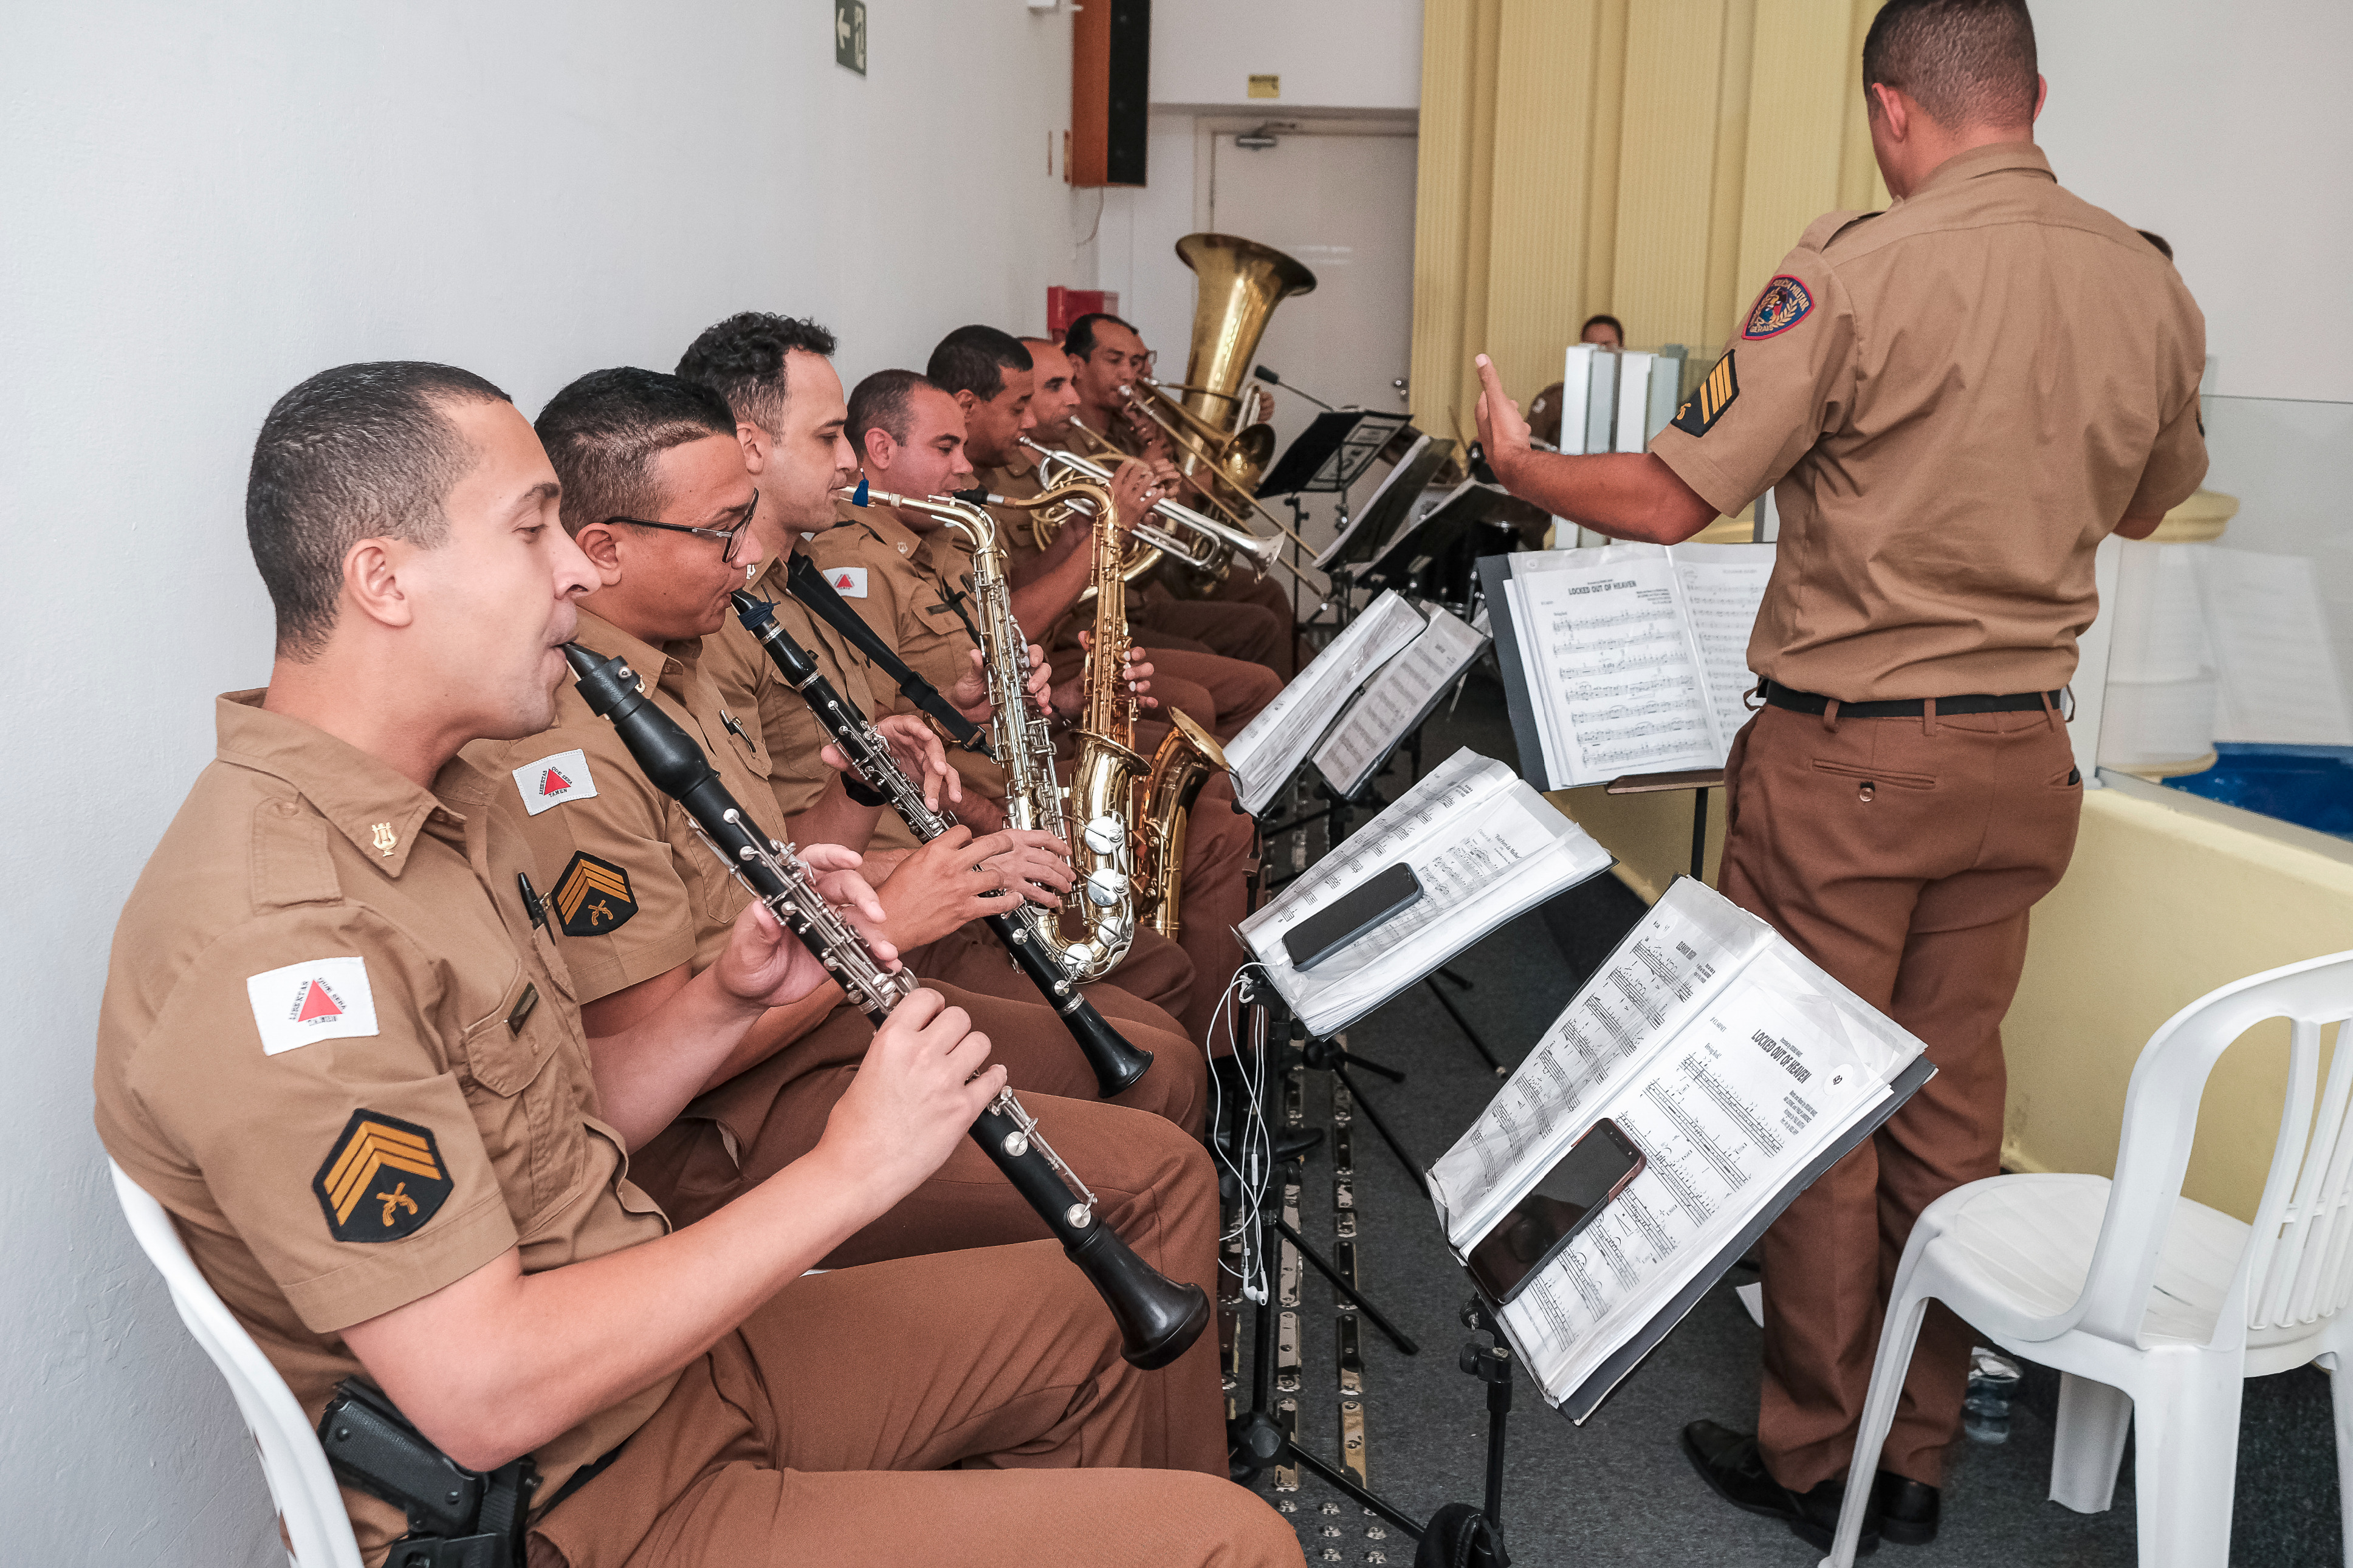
<box><xmin>1605</xmin><ymin>768</ymin><xmax>1722</xmax><ymax>882</ymax></box>
<box><xmin>1259</xmin><ymin>410</ymin><xmax>1411</xmax><ymax>499</ymax></box>
<box><xmin>1358</xmin><ymin>479</ymin><xmax>1513</xmax><ymax>596</ymax></box>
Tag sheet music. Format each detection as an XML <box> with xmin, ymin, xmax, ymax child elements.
<box><xmin>1226</xmin><ymin>591</ymin><xmax>1426</xmax><ymax>814</ymax></box>
<box><xmin>1429</xmin><ymin>883</ymin><xmax>1771</xmax><ymax>1242</ymax></box>
<box><xmin>2201</xmin><ymin>548</ymin><xmax>2353</xmax><ymax>745</ymax></box>
<box><xmin>1426</xmin><ymin>878</ymin><xmax>1925</xmax><ymax>1408</ymax></box>
<box><xmin>1511</xmin><ymin>546</ymin><xmax>1716</xmax><ymax>786</ymax></box>
<box><xmin>1494</xmin><ymin>968</ymin><xmax>1888</xmax><ymax>1394</ymax></box>
<box><xmin>1313</xmin><ymin>605</ymin><xmax>1489</xmax><ymax>798</ymax></box>
<box><xmin>1671</xmin><ymin>543</ymin><xmax>1776</xmax><ymax>750</ymax></box>
<box><xmin>1316</xmin><ymin>437</ymin><xmax>1432</xmax><ymax>569</ymax></box>
<box><xmin>1242</xmin><ymin>750</ymin><xmax>1612</xmax><ymax>1036</ymax></box>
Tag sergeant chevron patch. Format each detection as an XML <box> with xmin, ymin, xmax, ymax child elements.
<box><xmin>313</xmin><ymin>1110</ymin><xmax>451</xmax><ymax>1242</ymax></box>
<box><xmin>1670</xmin><ymin>352</ymin><xmax>1739</xmax><ymax>437</ymax></box>
<box><xmin>553</xmin><ymin>851</ymin><xmax>637</xmax><ymax>937</ymax></box>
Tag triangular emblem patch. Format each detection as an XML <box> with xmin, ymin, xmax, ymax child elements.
<box><xmin>295</xmin><ymin>980</ymin><xmax>343</xmax><ymax>1023</ymax></box>
<box><xmin>514</xmin><ymin>748</ymin><xmax>598</xmax><ymax>815</ymax></box>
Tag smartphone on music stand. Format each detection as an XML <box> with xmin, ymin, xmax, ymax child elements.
<box><xmin>1282</xmin><ymin>863</ymin><xmax>1424</xmax><ymax>971</ymax></box>
<box><xmin>1464</xmin><ymin>1118</ymin><xmax>1648</xmax><ymax>1307</ymax></box>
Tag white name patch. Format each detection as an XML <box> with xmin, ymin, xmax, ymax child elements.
<box><xmin>514</xmin><ymin>749</ymin><xmax>598</xmax><ymax>815</ymax></box>
<box><xmin>247</xmin><ymin>956</ymin><xmax>380</xmax><ymax>1056</ymax></box>
<box><xmin>825</xmin><ymin>567</ymin><xmax>868</xmax><ymax>598</ymax></box>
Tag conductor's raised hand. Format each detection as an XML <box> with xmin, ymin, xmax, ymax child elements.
<box><xmin>1473</xmin><ymin>354</ymin><xmax>1533</xmax><ymax>487</ymax></box>
<box><xmin>818</xmin><ymin>987</ymin><xmax>1000</xmax><ymax>1200</ymax></box>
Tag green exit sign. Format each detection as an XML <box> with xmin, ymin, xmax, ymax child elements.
<box><xmin>834</xmin><ymin>0</ymin><xmax>867</xmax><ymax>75</ymax></box>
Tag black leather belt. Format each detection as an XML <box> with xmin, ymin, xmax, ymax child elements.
<box><xmin>1757</xmin><ymin>679</ymin><xmax>2064</xmax><ymax>719</ymax></box>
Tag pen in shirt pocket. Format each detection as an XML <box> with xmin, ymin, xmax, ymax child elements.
<box><xmin>517</xmin><ymin>872</ymin><xmax>549</xmax><ymax>931</ymax></box>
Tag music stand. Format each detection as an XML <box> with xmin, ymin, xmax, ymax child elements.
<box><xmin>1315</xmin><ymin>435</ymin><xmax>1449</xmax><ymax>572</ymax></box>
<box><xmin>1358</xmin><ymin>479</ymin><xmax>1512</xmax><ymax>595</ymax></box>
<box><xmin>1259</xmin><ymin>410</ymin><xmax>1412</xmax><ymax>499</ymax></box>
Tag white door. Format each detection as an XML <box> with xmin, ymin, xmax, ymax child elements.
<box><xmin>1204</xmin><ymin>127</ymin><xmax>1418</xmax><ymax>560</ymax></box>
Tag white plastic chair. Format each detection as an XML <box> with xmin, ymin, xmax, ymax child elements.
<box><xmin>109</xmin><ymin>1159</ymin><xmax>365</xmax><ymax>1568</ymax></box>
<box><xmin>1822</xmin><ymin>950</ymin><xmax>2353</xmax><ymax>1568</ymax></box>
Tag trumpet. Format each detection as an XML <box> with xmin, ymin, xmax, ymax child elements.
<box><xmin>1018</xmin><ymin>436</ymin><xmax>1298</xmax><ymax>584</ymax></box>
<box><xmin>1116</xmin><ymin>379</ymin><xmax>1320</xmax><ymax>560</ymax></box>
<box><xmin>564</xmin><ymin>642</ymin><xmax>1206</xmax><ymax>1370</ymax></box>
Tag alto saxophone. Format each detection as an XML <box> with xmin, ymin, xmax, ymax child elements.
<box><xmin>845</xmin><ymin>484</ymin><xmax>1139</xmax><ymax>981</ymax></box>
<box><xmin>975</xmin><ymin>470</ymin><xmax>1229</xmax><ymax>947</ymax></box>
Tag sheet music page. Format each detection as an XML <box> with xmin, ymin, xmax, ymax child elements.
<box><xmin>1423</xmin><ymin>878</ymin><xmax>1926</xmax><ymax>1406</ymax></box>
<box><xmin>1428</xmin><ymin>878</ymin><xmax>1773</xmax><ymax>1244</ymax></box>
<box><xmin>1313</xmin><ymin>605</ymin><xmax>1490</xmax><ymax>798</ymax></box>
<box><xmin>1668</xmin><ymin>541</ymin><xmax>1776</xmax><ymax>750</ymax></box>
<box><xmin>1510</xmin><ymin>546</ymin><xmax>1716</xmax><ymax>787</ymax></box>
<box><xmin>1242</xmin><ymin>750</ymin><xmax>1612</xmax><ymax>1036</ymax></box>
<box><xmin>2201</xmin><ymin>547</ymin><xmax>2353</xmax><ymax>745</ymax></box>
<box><xmin>1226</xmin><ymin>591</ymin><xmax>1426</xmax><ymax>813</ymax></box>
<box><xmin>1494</xmin><ymin>970</ymin><xmax>1892</xmax><ymax>1397</ymax></box>
<box><xmin>1500</xmin><ymin>575</ymin><xmax>1571</xmax><ymax>784</ymax></box>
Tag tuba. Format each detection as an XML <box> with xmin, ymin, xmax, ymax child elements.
<box><xmin>1115</xmin><ymin>233</ymin><xmax>1321</xmax><ymax>564</ymax></box>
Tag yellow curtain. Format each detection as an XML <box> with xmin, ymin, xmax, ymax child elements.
<box><xmin>1411</xmin><ymin>0</ymin><xmax>1892</xmax><ymax>445</ymax></box>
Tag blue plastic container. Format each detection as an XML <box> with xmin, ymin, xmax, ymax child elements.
<box><xmin>2161</xmin><ymin>744</ymin><xmax>2353</xmax><ymax>840</ymax></box>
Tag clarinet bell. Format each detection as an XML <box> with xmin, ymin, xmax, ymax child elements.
<box><xmin>1067</xmin><ymin>1224</ymin><xmax>1211</xmax><ymax>1370</ymax></box>
<box><xmin>1067</xmin><ymin>1001</ymin><xmax>1153</xmax><ymax>1098</ymax></box>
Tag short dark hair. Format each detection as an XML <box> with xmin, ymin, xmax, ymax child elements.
<box><xmin>1581</xmin><ymin>313</ymin><xmax>1625</xmax><ymax>343</ymax></box>
<box><xmin>1862</xmin><ymin>0</ymin><xmax>2038</xmax><ymax>130</ymax></box>
<box><xmin>926</xmin><ymin>325</ymin><xmax>1034</xmax><ymax>402</ymax></box>
<box><xmin>534</xmin><ymin>368</ymin><xmax>736</xmax><ymax>536</ymax></box>
<box><xmin>246</xmin><ymin>361</ymin><xmax>511</xmax><ymax>660</ymax></box>
<box><xmin>674</xmin><ymin>312</ymin><xmax>837</xmax><ymax>437</ymax></box>
<box><xmin>2137</xmin><ymin>230</ymin><xmax>2174</xmax><ymax>262</ymax></box>
<box><xmin>848</xmin><ymin>369</ymin><xmax>942</xmax><ymax>453</ymax></box>
<box><xmin>1063</xmin><ymin>312</ymin><xmax>1138</xmax><ymax>362</ymax></box>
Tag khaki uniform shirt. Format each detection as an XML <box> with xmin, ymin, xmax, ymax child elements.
<box><xmin>1649</xmin><ymin>142</ymin><xmax>2208</xmax><ymax>702</ymax></box>
<box><xmin>94</xmin><ymin>694</ymin><xmax>672</xmax><ymax>1563</ymax></box>
<box><xmin>701</xmin><ymin>549</ymin><xmax>887</xmax><ymax>826</ymax></box>
<box><xmin>804</xmin><ymin>499</ymin><xmax>1010</xmax><ymax>851</ymax></box>
<box><xmin>461</xmin><ymin>611</ymin><xmax>784</xmax><ymax>1005</ymax></box>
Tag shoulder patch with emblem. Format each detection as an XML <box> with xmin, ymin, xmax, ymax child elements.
<box><xmin>247</xmin><ymin>956</ymin><xmax>380</xmax><ymax>1056</ymax></box>
<box><xmin>1743</xmin><ymin>275</ymin><xmax>1813</xmax><ymax>339</ymax></box>
<box><xmin>514</xmin><ymin>748</ymin><xmax>598</xmax><ymax>816</ymax></box>
<box><xmin>1669</xmin><ymin>352</ymin><xmax>1740</xmax><ymax>438</ymax></box>
<box><xmin>552</xmin><ymin>851</ymin><xmax>637</xmax><ymax>937</ymax></box>
<box><xmin>312</xmin><ymin>1109</ymin><xmax>452</xmax><ymax>1242</ymax></box>
<box><xmin>826</xmin><ymin>566</ymin><xmax>868</xmax><ymax>598</ymax></box>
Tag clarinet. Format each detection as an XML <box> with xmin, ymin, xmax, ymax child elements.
<box><xmin>563</xmin><ymin>645</ymin><xmax>1206</xmax><ymax>1371</ymax></box>
<box><xmin>730</xmin><ymin>591</ymin><xmax>1153</xmax><ymax>1098</ymax></box>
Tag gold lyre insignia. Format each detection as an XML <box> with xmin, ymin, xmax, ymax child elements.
<box><xmin>370</xmin><ymin>821</ymin><xmax>397</xmax><ymax>857</ymax></box>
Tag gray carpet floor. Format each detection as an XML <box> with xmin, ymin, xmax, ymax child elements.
<box><xmin>1231</xmin><ymin>669</ymin><xmax>2341</xmax><ymax>1567</ymax></box>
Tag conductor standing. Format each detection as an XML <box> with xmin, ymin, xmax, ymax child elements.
<box><xmin>1473</xmin><ymin>0</ymin><xmax>2207</xmax><ymax>1551</ymax></box>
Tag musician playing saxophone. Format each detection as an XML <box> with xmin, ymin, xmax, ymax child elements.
<box><xmin>809</xmin><ymin>368</ymin><xmax>1262</xmax><ymax>1046</ymax></box>
<box><xmin>92</xmin><ymin>359</ymin><xmax>1294</xmax><ymax>1564</ymax></box>
<box><xmin>674</xmin><ymin>315</ymin><xmax>1200</xmax><ymax>1030</ymax></box>
<box><xmin>942</xmin><ymin>326</ymin><xmax>1287</xmax><ymax>721</ymax></box>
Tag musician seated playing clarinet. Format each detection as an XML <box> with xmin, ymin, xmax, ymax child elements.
<box><xmin>91</xmin><ymin>360</ymin><xmax>1302</xmax><ymax>1568</ymax></box>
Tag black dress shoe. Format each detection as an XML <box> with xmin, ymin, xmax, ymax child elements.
<box><xmin>1873</xmin><ymin>1471</ymin><xmax>1939</xmax><ymax>1546</ymax></box>
<box><xmin>1680</xmin><ymin>1420</ymin><xmax>1880</xmax><ymax>1553</ymax></box>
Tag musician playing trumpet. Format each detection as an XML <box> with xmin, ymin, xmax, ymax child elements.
<box><xmin>92</xmin><ymin>360</ymin><xmax>1297</xmax><ymax>1566</ymax></box>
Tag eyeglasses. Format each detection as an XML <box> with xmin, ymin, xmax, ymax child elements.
<box><xmin>604</xmin><ymin>490</ymin><xmax>758</xmax><ymax>564</ymax></box>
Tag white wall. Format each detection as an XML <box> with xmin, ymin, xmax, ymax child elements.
<box><xmin>1149</xmin><ymin>0</ymin><xmax>1423</xmax><ymax>112</ymax></box>
<box><xmin>2036</xmin><ymin>0</ymin><xmax>2353</xmax><ymax>403</ymax></box>
<box><xmin>0</xmin><ymin>3</ymin><xmax>1085</xmax><ymax>1558</ymax></box>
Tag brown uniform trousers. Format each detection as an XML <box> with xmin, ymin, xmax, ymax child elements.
<box><xmin>1720</xmin><ymin>704</ymin><xmax>2081</xmax><ymax>1489</ymax></box>
<box><xmin>628</xmin><ymin>981</ymin><xmax>1226</xmax><ymax>1482</ymax></box>
<box><xmin>1138</xmin><ymin>574</ymin><xmax>1298</xmax><ymax>680</ymax></box>
<box><xmin>529</xmin><ymin>1242</ymin><xmax>1304</xmax><ymax>1568</ymax></box>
